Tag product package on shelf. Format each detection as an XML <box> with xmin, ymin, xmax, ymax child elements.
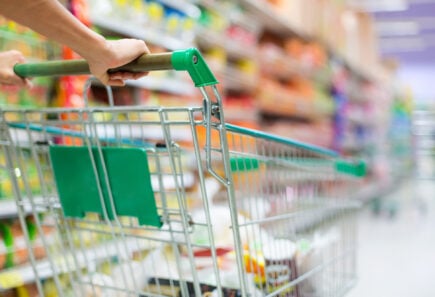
<box><xmin>0</xmin><ymin>216</ymin><xmax>54</xmax><ymax>270</ymax></box>
<box><xmin>88</xmin><ymin>0</ymin><xmax>196</xmax><ymax>46</ymax></box>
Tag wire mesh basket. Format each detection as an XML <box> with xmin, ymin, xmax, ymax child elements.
<box><xmin>0</xmin><ymin>48</ymin><xmax>365</xmax><ymax>297</ymax></box>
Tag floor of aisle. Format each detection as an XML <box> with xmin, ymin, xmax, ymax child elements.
<box><xmin>348</xmin><ymin>178</ymin><xmax>435</xmax><ymax>297</ymax></box>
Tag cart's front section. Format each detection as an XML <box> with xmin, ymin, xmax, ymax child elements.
<box><xmin>223</xmin><ymin>124</ymin><xmax>363</xmax><ymax>297</ymax></box>
<box><xmin>0</xmin><ymin>49</ymin><xmax>365</xmax><ymax>297</ymax></box>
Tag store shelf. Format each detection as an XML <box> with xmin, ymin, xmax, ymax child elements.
<box><xmin>91</xmin><ymin>15</ymin><xmax>194</xmax><ymax>51</ymax></box>
<box><xmin>237</xmin><ymin>0</ymin><xmax>308</xmax><ymax>38</ymax></box>
<box><xmin>339</xmin><ymin>56</ymin><xmax>383</xmax><ymax>85</ymax></box>
<box><xmin>91</xmin><ymin>125</ymin><xmax>194</xmax><ymax>143</ymax></box>
<box><xmin>8</xmin><ymin>122</ymin><xmax>194</xmax><ymax>146</ymax></box>
<box><xmin>0</xmin><ymin>198</ymin><xmax>46</xmax><ymax>220</ymax></box>
<box><xmin>0</xmin><ymin>200</ymin><xmax>23</xmax><ymax>219</ymax></box>
<box><xmin>222</xmin><ymin>106</ymin><xmax>259</xmax><ymax>123</ymax></box>
<box><xmin>157</xmin><ymin>0</ymin><xmax>201</xmax><ymax>19</ymax></box>
<box><xmin>346</xmin><ymin>90</ymin><xmax>370</xmax><ymax>103</ymax></box>
<box><xmin>126</xmin><ymin>76</ymin><xmax>197</xmax><ymax>96</ymax></box>
<box><xmin>0</xmin><ymin>238</ymin><xmax>150</xmax><ymax>291</ymax></box>
<box><xmin>195</xmin><ymin>0</ymin><xmax>258</xmax><ymax>31</ymax></box>
<box><xmin>261</xmin><ymin>55</ymin><xmax>308</xmax><ymax>79</ymax></box>
<box><xmin>223</xmin><ymin>66</ymin><xmax>258</xmax><ymax>92</ymax></box>
<box><xmin>259</xmin><ymin>50</ymin><xmax>331</xmax><ymax>85</ymax></box>
<box><xmin>259</xmin><ymin>98</ymin><xmax>312</xmax><ymax>119</ymax></box>
<box><xmin>238</xmin><ymin>0</ymin><xmax>382</xmax><ymax>85</ymax></box>
<box><xmin>341</xmin><ymin>140</ymin><xmax>373</xmax><ymax>154</ymax></box>
<box><xmin>195</xmin><ymin>27</ymin><xmax>257</xmax><ymax>60</ymax></box>
<box><xmin>258</xmin><ymin>85</ymin><xmax>332</xmax><ymax>120</ymax></box>
<box><xmin>345</xmin><ymin>113</ymin><xmax>376</xmax><ymax>127</ymax></box>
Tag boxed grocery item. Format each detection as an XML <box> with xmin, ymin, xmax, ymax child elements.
<box><xmin>342</xmin><ymin>9</ymin><xmax>379</xmax><ymax>73</ymax></box>
<box><xmin>321</xmin><ymin>0</ymin><xmax>347</xmax><ymax>55</ymax></box>
<box><xmin>267</xmin><ymin>0</ymin><xmax>308</xmax><ymax>34</ymax></box>
<box><xmin>299</xmin><ymin>0</ymin><xmax>323</xmax><ymax>36</ymax></box>
<box><xmin>0</xmin><ymin>217</ymin><xmax>53</xmax><ymax>270</ymax></box>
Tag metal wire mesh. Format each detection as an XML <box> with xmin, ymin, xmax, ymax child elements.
<box><xmin>0</xmin><ymin>85</ymin><xmax>360</xmax><ymax>297</ymax></box>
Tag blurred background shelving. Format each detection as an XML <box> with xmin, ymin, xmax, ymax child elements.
<box><xmin>0</xmin><ymin>0</ymin><xmax>414</xmax><ymax>208</ymax></box>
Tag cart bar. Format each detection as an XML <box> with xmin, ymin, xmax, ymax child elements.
<box><xmin>226</xmin><ymin>123</ymin><xmax>367</xmax><ymax>177</ymax></box>
<box><xmin>226</xmin><ymin>123</ymin><xmax>338</xmax><ymax>157</ymax></box>
<box><xmin>14</xmin><ymin>48</ymin><xmax>218</xmax><ymax>87</ymax></box>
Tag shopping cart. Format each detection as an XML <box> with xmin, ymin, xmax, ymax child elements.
<box><xmin>0</xmin><ymin>48</ymin><xmax>365</xmax><ymax>297</ymax></box>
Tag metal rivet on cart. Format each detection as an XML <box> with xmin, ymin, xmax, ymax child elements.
<box><xmin>192</xmin><ymin>55</ymin><xmax>198</xmax><ymax>64</ymax></box>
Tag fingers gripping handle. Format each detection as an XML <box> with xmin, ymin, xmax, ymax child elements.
<box><xmin>13</xmin><ymin>48</ymin><xmax>218</xmax><ymax>87</ymax></box>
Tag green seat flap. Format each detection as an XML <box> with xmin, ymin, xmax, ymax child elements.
<box><xmin>49</xmin><ymin>146</ymin><xmax>162</xmax><ymax>228</ymax></box>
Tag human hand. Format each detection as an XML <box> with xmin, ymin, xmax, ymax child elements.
<box><xmin>0</xmin><ymin>50</ymin><xmax>32</xmax><ymax>88</ymax></box>
<box><xmin>83</xmin><ymin>38</ymin><xmax>150</xmax><ymax>86</ymax></box>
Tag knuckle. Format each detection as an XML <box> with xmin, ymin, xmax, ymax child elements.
<box><xmin>7</xmin><ymin>50</ymin><xmax>21</xmax><ymax>57</ymax></box>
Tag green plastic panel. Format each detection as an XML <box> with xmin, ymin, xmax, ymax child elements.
<box><xmin>171</xmin><ymin>48</ymin><xmax>219</xmax><ymax>87</ymax></box>
<box><xmin>230</xmin><ymin>157</ymin><xmax>260</xmax><ymax>172</ymax></box>
<box><xmin>49</xmin><ymin>146</ymin><xmax>162</xmax><ymax>227</ymax></box>
<box><xmin>335</xmin><ymin>160</ymin><xmax>367</xmax><ymax>177</ymax></box>
<box><xmin>0</xmin><ymin>224</ymin><xmax>14</xmax><ymax>268</ymax></box>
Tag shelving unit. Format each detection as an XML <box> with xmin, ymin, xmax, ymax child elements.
<box><xmin>237</xmin><ymin>0</ymin><xmax>309</xmax><ymax>38</ymax></box>
<box><xmin>0</xmin><ymin>238</ymin><xmax>150</xmax><ymax>291</ymax></box>
<box><xmin>195</xmin><ymin>27</ymin><xmax>257</xmax><ymax>60</ymax></box>
<box><xmin>238</xmin><ymin>0</ymin><xmax>385</xmax><ymax>83</ymax></box>
<box><xmin>413</xmin><ymin>110</ymin><xmax>434</xmax><ymax>179</ymax></box>
<box><xmin>259</xmin><ymin>52</ymin><xmax>330</xmax><ymax>85</ymax></box>
<box><xmin>92</xmin><ymin>0</ymin><xmax>369</xmax><ymax>128</ymax></box>
<box><xmin>125</xmin><ymin>75</ymin><xmax>196</xmax><ymax>96</ymax></box>
<box><xmin>223</xmin><ymin>66</ymin><xmax>257</xmax><ymax>93</ymax></box>
<box><xmin>158</xmin><ymin>0</ymin><xmax>201</xmax><ymax>18</ymax></box>
<box><xmin>90</xmin><ymin>15</ymin><xmax>194</xmax><ymax>51</ymax></box>
<box><xmin>0</xmin><ymin>199</ymin><xmax>46</xmax><ymax>220</ymax></box>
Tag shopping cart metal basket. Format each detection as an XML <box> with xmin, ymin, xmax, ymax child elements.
<box><xmin>0</xmin><ymin>48</ymin><xmax>365</xmax><ymax>297</ymax></box>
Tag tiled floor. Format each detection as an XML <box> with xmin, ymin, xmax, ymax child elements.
<box><xmin>348</xmin><ymin>178</ymin><xmax>435</xmax><ymax>297</ymax></box>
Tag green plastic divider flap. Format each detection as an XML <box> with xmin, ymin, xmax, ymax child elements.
<box><xmin>26</xmin><ymin>218</ymin><xmax>37</xmax><ymax>241</ymax></box>
<box><xmin>230</xmin><ymin>157</ymin><xmax>260</xmax><ymax>172</ymax></box>
<box><xmin>49</xmin><ymin>146</ymin><xmax>162</xmax><ymax>227</ymax></box>
<box><xmin>230</xmin><ymin>156</ymin><xmax>367</xmax><ymax>177</ymax></box>
<box><xmin>171</xmin><ymin>48</ymin><xmax>219</xmax><ymax>87</ymax></box>
<box><xmin>0</xmin><ymin>224</ymin><xmax>14</xmax><ymax>268</ymax></box>
<box><xmin>335</xmin><ymin>160</ymin><xmax>367</xmax><ymax>177</ymax></box>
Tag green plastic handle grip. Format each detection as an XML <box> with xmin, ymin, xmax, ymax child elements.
<box><xmin>14</xmin><ymin>48</ymin><xmax>218</xmax><ymax>87</ymax></box>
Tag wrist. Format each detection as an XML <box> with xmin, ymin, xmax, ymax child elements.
<box><xmin>75</xmin><ymin>33</ymin><xmax>112</xmax><ymax>64</ymax></box>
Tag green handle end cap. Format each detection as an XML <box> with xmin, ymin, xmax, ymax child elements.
<box><xmin>171</xmin><ymin>48</ymin><xmax>219</xmax><ymax>87</ymax></box>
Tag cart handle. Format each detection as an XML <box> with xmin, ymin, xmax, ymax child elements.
<box><xmin>14</xmin><ymin>47</ymin><xmax>218</xmax><ymax>87</ymax></box>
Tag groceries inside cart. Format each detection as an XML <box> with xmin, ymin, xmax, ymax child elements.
<box><xmin>0</xmin><ymin>49</ymin><xmax>365</xmax><ymax>297</ymax></box>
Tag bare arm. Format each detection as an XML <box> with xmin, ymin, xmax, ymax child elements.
<box><xmin>0</xmin><ymin>0</ymin><xmax>149</xmax><ymax>86</ymax></box>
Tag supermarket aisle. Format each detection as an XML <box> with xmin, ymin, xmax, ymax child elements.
<box><xmin>348</xmin><ymin>178</ymin><xmax>435</xmax><ymax>297</ymax></box>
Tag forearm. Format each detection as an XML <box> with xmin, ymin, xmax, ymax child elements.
<box><xmin>0</xmin><ymin>0</ymin><xmax>149</xmax><ymax>86</ymax></box>
<box><xmin>0</xmin><ymin>0</ymin><xmax>107</xmax><ymax>60</ymax></box>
